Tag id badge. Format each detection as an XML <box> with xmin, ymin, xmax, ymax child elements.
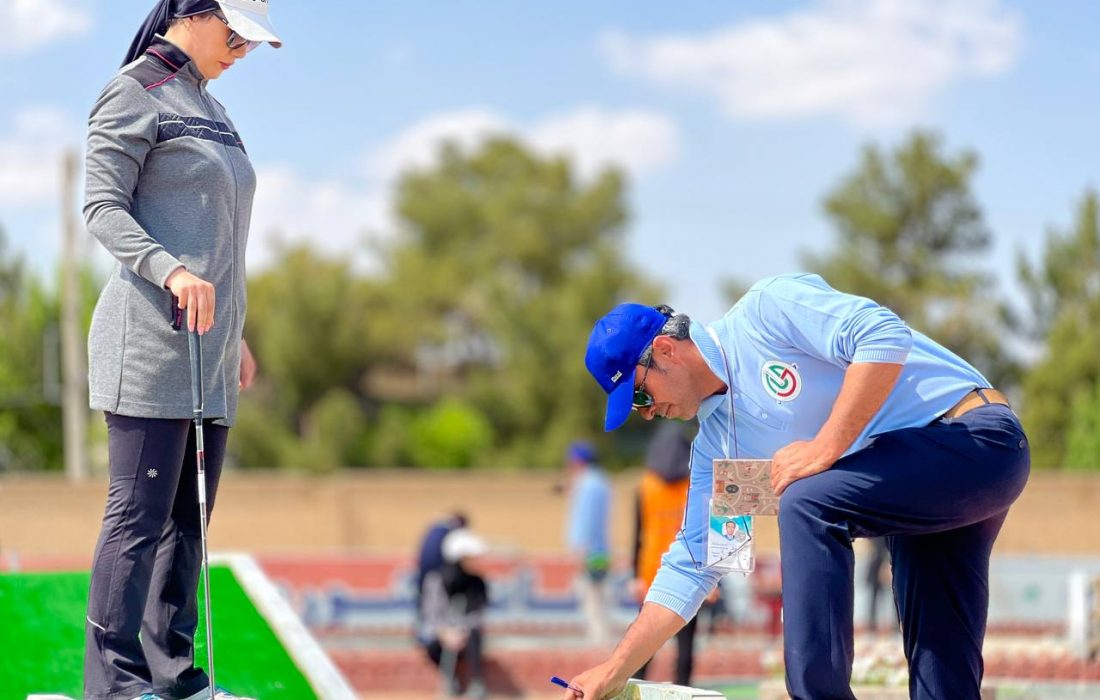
<box><xmin>706</xmin><ymin>497</ymin><xmax>755</xmax><ymax>573</ymax></box>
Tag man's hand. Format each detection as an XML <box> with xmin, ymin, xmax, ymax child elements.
<box><xmin>558</xmin><ymin>602</ymin><xmax>686</xmax><ymax>699</ymax></box>
<box><xmin>166</xmin><ymin>268</ymin><xmax>215</xmax><ymax>335</ymax></box>
<box><xmin>771</xmin><ymin>362</ymin><xmax>905</xmax><ymax>497</ymax></box>
<box><xmin>770</xmin><ymin>439</ymin><xmax>842</xmax><ymax>497</ymax></box>
<box><xmin>558</xmin><ymin>658</ymin><xmax>629</xmax><ymax>700</ymax></box>
<box><xmin>239</xmin><ymin>339</ymin><xmax>257</xmax><ymax>390</ymax></box>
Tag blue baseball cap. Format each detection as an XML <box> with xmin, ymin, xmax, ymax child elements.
<box><xmin>585</xmin><ymin>303</ymin><xmax>668</xmax><ymax>431</ymax></box>
<box><xmin>567</xmin><ymin>440</ymin><xmax>597</xmax><ymax>464</ymax></box>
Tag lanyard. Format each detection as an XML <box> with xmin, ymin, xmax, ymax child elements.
<box><xmin>705</xmin><ymin>326</ymin><xmax>740</xmax><ymax>459</ymax></box>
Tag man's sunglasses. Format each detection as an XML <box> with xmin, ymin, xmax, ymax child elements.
<box><xmin>631</xmin><ymin>305</ymin><xmax>674</xmax><ymax>411</ymax></box>
<box><xmin>212</xmin><ymin>12</ymin><xmax>261</xmax><ymax>52</ymax></box>
<box><xmin>632</xmin><ymin>354</ymin><xmax>655</xmax><ymax>410</ymax></box>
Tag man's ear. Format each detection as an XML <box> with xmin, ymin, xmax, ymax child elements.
<box><xmin>651</xmin><ymin>335</ymin><xmax>677</xmax><ymax>363</ymax></box>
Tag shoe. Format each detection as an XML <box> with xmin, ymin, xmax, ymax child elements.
<box><xmin>132</xmin><ymin>695</ymin><xmax>165</xmax><ymax>700</ymax></box>
<box><xmin>179</xmin><ymin>688</ymin><xmax>256</xmax><ymax>700</ymax></box>
<box><xmin>465</xmin><ymin>679</ymin><xmax>488</xmax><ymax>700</ymax></box>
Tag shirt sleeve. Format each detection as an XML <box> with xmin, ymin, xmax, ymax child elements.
<box><xmin>84</xmin><ymin>75</ymin><xmax>184</xmax><ymax>288</ymax></box>
<box><xmin>750</xmin><ymin>274</ymin><xmax>913</xmax><ymax>366</ymax></box>
<box><xmin>643</xmin><ymin>426</ymin><xmax>724</xmax><ymax>621</ymax></box>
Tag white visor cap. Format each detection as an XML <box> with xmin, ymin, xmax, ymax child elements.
<box><xmin>217</xmin><ymin>0</ymin><xmax>282</xmax><ymax>48</ymax></box>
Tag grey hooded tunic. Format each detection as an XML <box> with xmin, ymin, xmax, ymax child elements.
<box><xmin>85</xmin><ymin>36</ymin><xmax>254</xmax><ymax>425</ymax></box>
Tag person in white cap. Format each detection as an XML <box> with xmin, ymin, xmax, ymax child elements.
<box><xmin>82</xmin><ymin>2</ymin><xmax>281</xmax><ymax>699</ymax></box>
<box><xmin>417</xmin><ymin>528</ymin><xmax>492</xmax><ymax>699</ymax></box>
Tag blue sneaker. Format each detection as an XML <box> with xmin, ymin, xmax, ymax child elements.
<box><xmin>132</xmin><ymin>695</ymin><xmax>165</xmax><ymax>700</ymax></box>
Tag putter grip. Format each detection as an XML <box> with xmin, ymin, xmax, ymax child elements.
<box><xmin>188</xmin><ymin>330</ymin><xmax>204</xmax><ymax>415</ymax></box>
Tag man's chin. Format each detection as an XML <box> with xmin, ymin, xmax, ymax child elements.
<box><xmin>664</xmin><ymin>407</ymin><xmax>698</xmax><ymax>421</ymax></box>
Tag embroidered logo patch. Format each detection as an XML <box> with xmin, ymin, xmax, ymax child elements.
<box><xmin>761</xmin><ymin>361</ymin><xmax>801</xmax><ymax>402</ymax></box>
<box><xmin>147</xmin><ymin>468</ymin><xmax>159</xmax><ymax>479</ymax></box>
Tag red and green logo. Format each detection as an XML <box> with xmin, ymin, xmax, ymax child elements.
<box><xmin>761</xmin><ymin>360</ymin><xmax>801</xmax><ymax>402</ymax></box>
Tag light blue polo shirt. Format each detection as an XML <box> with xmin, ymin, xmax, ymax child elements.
<box><xmin>645</xmin><ymin>273</ymin><xmax>990</xmax><ymax>620</ymax></box>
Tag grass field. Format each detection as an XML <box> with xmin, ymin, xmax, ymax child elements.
<box><xmin>0</xmin><ymin>566</ymin><xmax>318</xmax><ymax>700</ymax></box>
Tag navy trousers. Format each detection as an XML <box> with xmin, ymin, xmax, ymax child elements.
<box><xmin>84</xmin><ymin>413</ymin><xmax>228</xmax><ymax>700</ymax></box>
<box><xmin>778</xmin><ymin>404</ymin><xmax>1029</xmax><ymax>700</ymax></box>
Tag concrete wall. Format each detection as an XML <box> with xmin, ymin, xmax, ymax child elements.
<box><xmin>0</xmin><ymin>470</ymin><xmax>1097</xmax><ymax>559</ymax></box>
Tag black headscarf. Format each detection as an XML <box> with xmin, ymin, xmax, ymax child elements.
<box><xmin>122</xmin><ymin>0</ymin><xmax>220</xmax><ymax>67</ymax></box>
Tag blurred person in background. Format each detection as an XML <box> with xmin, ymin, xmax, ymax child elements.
<box><xmin>632</xmin><ymin>421</ymin><xmax>716</xmax><ymax>687</ymax></box>
<box><xmin>564</xmin><ymin>440</ymin><xmax>612</xmax><ymax>644</ymax></box>
<box><xmin>865</xmin><ymin>537</ymin><xmax>896</xmax><ymax>634</ymax></box>
<box><xmin>418</xmin><ymin>528</ymin><xmax>492</xmax><ymax>700</ymax></box>
<box><xmin>81</xmin><ymin>2</ymin><xmax>280</xmax><ymax>699</ymax></box>
<box><xmin>414</xmin><ymin>512</ymin><xmax>468</xmax><ymax>629</ymax></box>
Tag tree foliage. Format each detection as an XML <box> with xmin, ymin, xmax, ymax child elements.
<box><xmin>1065</xmin><ymin>378</ymin><xmax>1100</xmax><ymax>471</ymax></box>
<box><xmin>802</xmin><ymin>131</ymin><xmax>1018</xmax><ymax>387</ymax></box>
<box><xmin>229</xmin><ymin>138</ymin><xmax>659</xmax><ymax>469</ymax></box>
<box><xmin>0</xmin><ymin>228</ymin><xmax>99</xmax><ymax>470</ymax></box>
<box><xmin>1017</xmin><ymin>190</ymin><xmax>1100</xmax><ymax>468</ymax></box>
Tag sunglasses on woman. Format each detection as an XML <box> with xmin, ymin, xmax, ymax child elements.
<box><xmin>212</xmin><ymin>12</ymin><xmax>261</xmax><ymax>52</ymax></box>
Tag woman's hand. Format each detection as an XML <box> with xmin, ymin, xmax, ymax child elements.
<box><xmin>240</xmin><ymin>339</ymin><xmax>257</xmax><ymax>390</ymax></box>
<box><xmin>166</xmin><ymin>267</ymin><xmax>215</xmax><ymax>335</ymax></box>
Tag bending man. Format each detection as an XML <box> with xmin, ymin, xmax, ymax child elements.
<box><xmin>562</xmin><ymin>273</ymin><xmax>1029</xmax><ymax>700</ymax></box>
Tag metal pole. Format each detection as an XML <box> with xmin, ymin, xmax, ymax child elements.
<box><xmin>60</xmin><ymin>149</ymin><xmax>88</xmax><ymax>481</ymax></box>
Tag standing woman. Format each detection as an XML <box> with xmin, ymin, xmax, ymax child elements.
<box><xmin>82</xmin><ymin>2</ymin><xmax>281</xmax><ymax>699</ymax></box>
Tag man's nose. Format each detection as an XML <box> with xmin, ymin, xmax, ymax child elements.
<box><xmin>640</xmin><ymin>405</ymin><xmax>657</xmax><ymax>420</ymax></box>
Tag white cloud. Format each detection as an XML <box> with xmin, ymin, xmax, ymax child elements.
<box><xmin>528</xmin><ymin>108</ymin><xmax>680</xmax><ymax>180</ymax></box>
<box><xmin>366</xmin><ymin>106</ymin><xmax>680</xmax><ymax>182</ymax></box>
<box><xmin>0</xmin><ymin>108</ymin><xmax>81</xmax><ymax>206</ymax></box>
<box><xmin>600</xmin><ymin>0</ymin><xmax>1023</xmax><ymax>127</ymax></box>
<box><xmin>366</xmin><ymin>109</ymin><xmax>509</xmax><ymax>182</ymax></box>
<box><xmin>0</xmin><ymin>0</ymin><xmax>93</xmax><ymax>53</ymax></box>
<box><xmin>250</xmin><ymin>106</ymin><xmax>680</xmax><ymax>270</ymax></box>
<box><xmin>247</xmin><ymin>164</ymin><xmax>390</xmax><ymax>272</ymax></box>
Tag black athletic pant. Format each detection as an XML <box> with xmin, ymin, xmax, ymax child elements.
<box><xmin>422</xmin><ymin>627</ymin><xmax>485</xmax><ymax>687</ymax></box>
<box><xmin>84</xmin><ymin>413</ymin><xmax>228</xmax><ymax>700</ymax></box>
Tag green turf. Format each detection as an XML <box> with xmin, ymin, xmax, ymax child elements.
<box><xmin>702</xmin><ymin>683</ymin><xmax>759</xmax><ymax>699</ymax></box>
<box><xmin>0</xmin><ymin>566</ymin><xmax>318</xmax><ymax>700</ymax></box>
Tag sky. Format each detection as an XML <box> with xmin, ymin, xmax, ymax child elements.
<box><xmin>0</xmin><ymin>0</ymin><xmax>1098</xmax><ymax>323</ymax></box>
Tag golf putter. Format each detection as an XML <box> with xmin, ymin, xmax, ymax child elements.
<box><xmin>179</xmin><ymin>298</ymin><xmax>217</xmax><ymax>700</ymax></box>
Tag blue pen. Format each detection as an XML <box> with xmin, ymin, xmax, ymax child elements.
<box><xmin>550</xmin><ymin>676</ymin><xmax>584</xmax><ymax>696</ymax></box>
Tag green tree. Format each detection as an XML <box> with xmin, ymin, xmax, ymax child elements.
<box><xmin>232</xmin><ymin>139</ymin><xmax>660</xmax><ymax>470</ymax></box>
<box><xmin>231</xmin><ymin>245</ymin><xmax>382</xmax><ymax>468</ymax></box>
<box><xmin>379</xmin><ymin>138</ymin><xmax>660</xmax><ymax>467</ymax></box>
<box><xmin>407</xmin><ymin>398</ymin><xmax>493</xmax><ymax>469</ymax></box>
<box><xmin>1017</xmin><ymin>190</ymin><xmax>1100</xmax><ymax>468</ymax></box>
<box><xmin>0</xmin><ymin>229</ymin><xmax>100</xmax><ymax>471</ymax></box>
<box><xmin>802</xmin><ymin>131</ymin><xmax>1017</xmax><ymax>387</ymax></box>
<box><xmin>1065</xmin><ymin>379</ymin><xmax>1100</xmax><ymax>471</ymax></box>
